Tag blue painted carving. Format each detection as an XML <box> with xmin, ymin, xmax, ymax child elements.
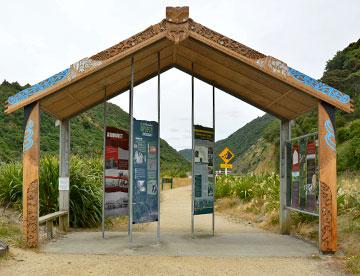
<box><xmin>7</xmin><ymin>68</ymin><xmax>70</xmax><ymax>105</ymax></box>
<box><xmin>288</xmin><ymin>67</ymin><xmax>350</xmax><ymax>104</ymax></box>
<box><xmin>23</xmin><ymin>119</ymin><xmax>34</xmax><ymax>153</ymax></box>
<box><xmin>324</xmin><ymin>119</ymin><xmax>336</xmax><ymax>152</ymax></box>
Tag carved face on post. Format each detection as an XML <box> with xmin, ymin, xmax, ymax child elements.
<box><xmin>165</xmin><ymin>6</ymin><xmax>190</xmax><ymax>44</ymax></box>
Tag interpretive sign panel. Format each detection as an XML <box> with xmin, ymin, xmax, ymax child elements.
<box><xmin>104</xmin><ymin>127</ymin><xmax>129</xmax><ymax>217</ymax></box>
<box><xmin>288</xmin><ymin>135</ymin><xmax>319</xmax><ymax>214</ymax></box>
<box><xmin>305</xmin><ymin>140</ymin><xmax>318</xmax><ymax>212</ymax></box>
<box><xmin>193</xmin><ymin>125</ymin><xmax>214</xmax><ymax>215</ymax></box>
<box><xmin>132</xmin><ymin>119</ymin><xmax>159</xmax><ymax>224</ymax></box>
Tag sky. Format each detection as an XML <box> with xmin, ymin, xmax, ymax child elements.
<box><xmin>0</xmin><ymin>0</ymin><xmax>359</xmax><ymax>150</ymax></box>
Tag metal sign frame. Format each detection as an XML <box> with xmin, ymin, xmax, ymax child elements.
<box><xmin>285</xmin><ymin>132</ymin><xmax>319</xmax><ymax>217</ymax></box>
<box><xmin>191</xmin><ymin>64</ymin><xmax>216</xmax><ymax>237</ymax></box>
<box><xmin>128</xmin><ymin>54</ymin><xmax>161</xmax><ymax>242</ymax></box>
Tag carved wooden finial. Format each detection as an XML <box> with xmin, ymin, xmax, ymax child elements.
<box><xmin>165</xmin><ymin>6</ymin><xmax>189</xmax><ymax>44</ymax></box>
<box><xmin>166</xmin><ymin>6</ymin><xmax>189</xmax><ymax>23</ymax></box>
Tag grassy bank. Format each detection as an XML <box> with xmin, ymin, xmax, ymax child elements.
<box><xmin>215</xmin><ymin>173</ymin><xmax>360</xmax><ymax>274</ymax></box>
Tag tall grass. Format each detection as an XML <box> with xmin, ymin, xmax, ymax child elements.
<box><xmin>216</xmin><ymin>173</ymin><xmax>280</xmax><ymax>224</ymax></box>
<box><xmin>0</xmin><ymin>156</ymin><xmax>103</xmax><ymax>228</ymax></box>
<box><xmin>216</xmin><ymin>172</ymin><xmax>360</xmax><ymax>273</ymax></box>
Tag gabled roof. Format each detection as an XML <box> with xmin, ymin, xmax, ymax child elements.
<box><xmin>5</xmin><ymin>6</ymin><xmax>353</xmax><ymax>120</ymax></box>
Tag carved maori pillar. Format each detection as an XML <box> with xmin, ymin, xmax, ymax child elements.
<box><xmin>23</xmin><ymin>102</ymin><xmax>40</xmax><ymax>247</ymax></box>
<box><xmin>318</xmin><ymin>101</ymin><xmax>337</xmax><ymax>253</ymax></box>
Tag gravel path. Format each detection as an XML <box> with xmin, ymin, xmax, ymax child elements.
<box><xmin>0</xmin><ymin>185</ymin><xmax>339</xmax><ymax>275</ymax></box>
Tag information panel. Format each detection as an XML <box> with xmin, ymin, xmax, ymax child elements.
<box><xmin>288</xmin><ymin>136</ymin><xmax>319</xmax><ymax>214</ymax></box>
<box><xmin>193</xmin><ymin>125</ymin><xmax>214</xmax><ymax>215</ymax></box>
<box><xmin>132</xmin><ymin>119</ymin><xmax>159</xmax><ymax>224</ymax></box>
<box><xmin>104</xmin><ymin>127</ymin><xmax>129</xmax><ymax>217</ymax></box>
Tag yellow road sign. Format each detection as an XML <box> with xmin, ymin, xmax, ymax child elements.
<box><xmin>218</xmin><ymin>147</ymin><xmax>235</xmax><ymax>164</ymax></box>
<box><xmin>220</xmin><ymin>163</ymin><xmax>233</xmax><ymax>169</ymax></box>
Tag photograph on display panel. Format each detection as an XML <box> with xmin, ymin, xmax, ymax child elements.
<box><xmin>104</xmin><ymin>127</ymin><xmax>129</xmax><ymax>217</ymax></box>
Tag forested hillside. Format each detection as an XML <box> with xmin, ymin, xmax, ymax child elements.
<box><xmin>179</xmin><ymin>39</ymin><xmax>360</xmax><ymax>174</ymax></box>
<box><xmin>178</xmin><ymin>114</ymin><xmax>275</xmax><ymax>167</ymax></box>
<box><xmin>0</xmin><ymin>81</ymin><xmax>190</xmax><ymax>176</ymax></box>
<box><xmin>234</xmin><ymin>38</ymin><xmax>360</xmax><ymax>174</ymax></box>
<box><xmin>214</xmin><ymin>114</ymin><xmax>274</xmax><ymax>168</ymax></box>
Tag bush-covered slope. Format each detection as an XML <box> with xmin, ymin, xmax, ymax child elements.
<box><xmin>0</xmin><ymin>81</ymin><xmax>190</xmax><ymax>175</ymax></box>
<box><xmin>233</xmin><ymin>38</ymin><xmax>360</xmax><ymax>174</ymax></box>
<box><xmin>178</xmin><ymin>149</ymin><xmax>192</xmax><ymax>162</ymax></box>
<box><xmin>214</xmin><ymin>114</ymin><xmax>275</xmax><ymax>168</ymax></box>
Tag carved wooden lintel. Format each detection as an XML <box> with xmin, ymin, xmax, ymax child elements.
<box><xmin>256</xmin><ymin>56</ymin><xmax>290</xmax><ymax>79</ymax></box>
<box><xmin>90</xmin><ymin>21</ymin><xmax>166</xmax><ymax>61</ymax></box>
<box><xmin>188</xmin><ymin>20</ymin><xmax>266</xmax><ymax>60</ymax></box>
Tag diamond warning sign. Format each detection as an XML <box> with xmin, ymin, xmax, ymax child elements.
<box><xmin>218</xmin><ymin>147</ymin><xmax>235</xmax><ymax>164</ymax></box>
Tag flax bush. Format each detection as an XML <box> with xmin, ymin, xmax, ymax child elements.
<box><xmin>0</xmin><ymin>156</ymin><xmax>103</xmax><ymax>228</ymax></box>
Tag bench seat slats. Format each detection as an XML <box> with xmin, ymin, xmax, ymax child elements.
<box><xmin>39</xmin><ymin>211</ymin><xmax>68</xmax><ymax>224</ymax></box>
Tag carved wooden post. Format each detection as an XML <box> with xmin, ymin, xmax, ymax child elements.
<box><xmin>280</xmin><ymin>120</ymin><xmax>291</xmax><ymax>234</ymax></box>
<box><xmin>23</xmin><ymin>102</ymin><xmax>40</xmax><ymax>247</ymax></box>
<box><xmin>318</xmin><ymin>101</ymin><xmax>337</xmax><ymax>253</ymax></box>
<box><xmin>59</xmin><ymin>120</ymin><xmax>70</xmax><ymax>232</ymax></box>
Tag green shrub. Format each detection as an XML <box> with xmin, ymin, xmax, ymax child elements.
<box><xmin>0</xmin><ymin>162</ymin><xmax>22</xmax><ymax>210</ymax></box>
<box><xmin>0</xmin><ymin>156</ymin><xmax>103</xmax><ymax>228</ymax></box>
<box><xmin>216</xmin><ymin>173</ymin><xmax>279</xmax><ymax>205</ymax></box>
<box><xmin>337</xmin><ymin>127</ymin><xmax>350</xmax><ymax>143</ymax></box>
<box><xmin>40</xmin><ymin>156</ymin><xmax>59</xmax><ymax>215</ymax></box>
<box><xmin>69</xmin><ymin>156</ymin><xmax>102</xmax><ymax>227</ymax></box>
<box><xmin>215</xmin><ymin>175</ymin><xmax>234</xmax><ymax>198</ymax></box>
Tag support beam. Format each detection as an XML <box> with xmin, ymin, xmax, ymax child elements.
<box><xmin>23</xmin><ymin>102</ymin><xmax>40</xmax><ymax>247</ymax></box>
<box><xmin>128</xmin><ymin>56</ymin><xmax>135</xmax><ymax>242</ymax></box>
<box><xmin>191</xmin><ymin>63</ymin><xmax>195</xmax><ymax>238</ymax></box>
<box><xmin>280</xmin><ymin>119</ymin><xmax>291</xmax><ymax>234</ymax></box>
<box><xmin>59</xmin><ymin>120</ymin><xmax>70</xmax><ymax>232</ymax></box>
<box><xmin>212</xmin><ymin>85</ymin><xmax>215</xmax><ymax>236</ymax></box>
<box><xmin>157</xmin><ymin>52</ymin><xmax>161</xmax><ymax>242</ymax></box>
<box><xmin>102</xmin><ymin>102</ymin><xmax>107</xmax><ymax>238</ymax></box>
<box><xmin>318</xmin><ymin>101</ymin><xmax>337</xmax><ymax>253</ymax></box>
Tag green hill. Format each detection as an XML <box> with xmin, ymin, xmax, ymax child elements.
<box><xmin>233</xmin><ymin>38</ymin><xmax>360</xmax><ymax>174</ymax></box>
<box><xmin>178</xmin><ymin>149</ymin><xmax>192</xmax><ymax>162</ymax></box>
<box><xmin>178</xmin><ymin>114</ymin><xmax>276</xmax><ymax>169</ymax></box>
<box><xmin>0</xmin><ymin>81</ymin><xmax>190</xmax><ymax>176</ymax></box>
<box><xmin>214</xmin><ymin>114</ymin><xmax>275</xmax><ymax>168</ymax></box>
<box><xmin>179</xmin><ymin>39</ymin><xmax>360</xmax><ymax>174</ymax></box>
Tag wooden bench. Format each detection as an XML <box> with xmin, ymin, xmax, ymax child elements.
<box><xmin>39</xmin><ymin>211</ymin><xmax>68</xmax><ymax>240</ymax></box>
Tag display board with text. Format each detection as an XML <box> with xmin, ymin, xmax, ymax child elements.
<box><xmin>132</xmin><ymin>119</ymin><xmax>159</xmax><ymax>224</ymax></box>
<box><xmin>193</xmin><ymin>125</ymin><xmax>215</xmax><ymax>215</ymax></box>
<box><xmin>104</xmin><ymin>127</ymin><xmax>129</xmax><ymax>217</ymax></box>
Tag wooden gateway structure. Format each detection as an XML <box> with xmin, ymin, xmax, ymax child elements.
<box><xmin>5</xmin><ymin>7</ymin><xmax>354</xmax><ymax>253</ymax></box>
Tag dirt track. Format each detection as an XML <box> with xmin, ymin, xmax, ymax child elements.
<box><xmin>0</xmin><ymin>185</ymin><xmax>339</xmax><ymax>275</ymax></box>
